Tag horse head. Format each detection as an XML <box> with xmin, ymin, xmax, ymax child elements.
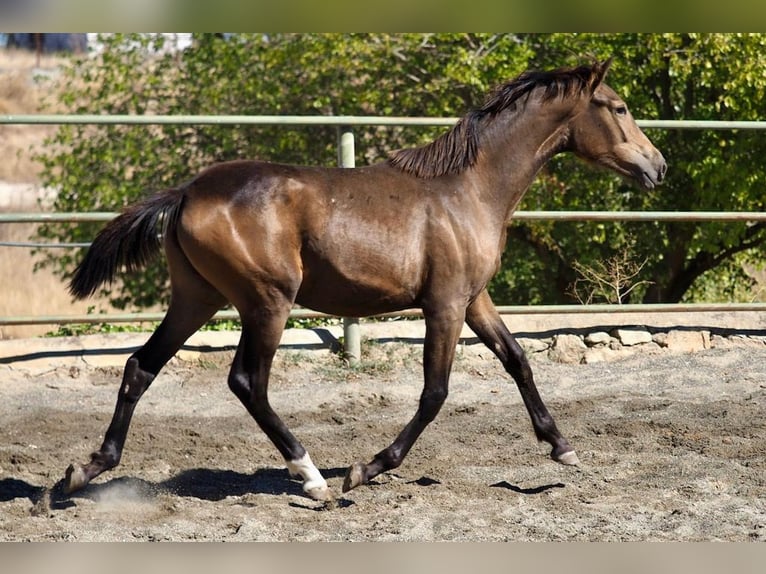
<box><xmin>568</xmin><ymin>59</ymin><xmax>667</xmax><ymax>190</ymax></box>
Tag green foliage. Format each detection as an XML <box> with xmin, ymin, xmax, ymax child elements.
<box><xmin>494</xmin><ymin>33</ymin><xmax>766</xmax><ymax>304</ymax></box>
<box><xmin>36</xmin><ymin>33</ymin><xmax>766</xmax><ymax>312</ymax></box>
<box><xmin>46</xmin><ymin>319</ymin><xmax>160</xmax><ymax>337</ymax></box>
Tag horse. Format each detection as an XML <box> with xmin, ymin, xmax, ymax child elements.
<box><xmin>62</xmin><ymin>59</ymin><xmax>666</xmax><ymax>501</ymax></box>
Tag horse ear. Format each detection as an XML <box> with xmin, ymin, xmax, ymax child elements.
<box><xmin>589</xmin><ymin>57</ymin><xmax>613</xmax><ymax>92</ymax></box>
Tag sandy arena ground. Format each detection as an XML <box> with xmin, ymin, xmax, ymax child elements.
<box><xmin>0</xmin><ymin>319</ymin><xmax>765</xmax><ymax>541</ymax></box>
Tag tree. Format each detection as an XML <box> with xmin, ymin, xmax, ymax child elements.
<box><xmin>494</xmin><ymin>33</ymin><xmax>766</xmax><ymax>304</ymax></box>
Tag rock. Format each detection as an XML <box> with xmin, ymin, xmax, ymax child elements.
<box><xmin>518</xmin><ymin>337</ymin><xmax>551</xmax><ymax>354</ymax></box>
<box><xmin>585</xmin><ymin>332</ymin><xmax>611</xmax><ymax>347</ymax></box>
<box><xmin>583</xmin><ymin>347</ymin><xmax>636</xmax><ymax>364</ymax></box>
<box><xmin>724</xmin><ymin>335</ymin><xmax>766</xmax><ymax>348</ymax></box>
<box><xmin>612</xmin><ymin>328</ymin><xmax>653</xmax><ymax>346</ymax></box>
<box><xmin>664</xmin><ymin>330</ymin><xmax>710</xmax><ymax>353</ymax></box>
<box><xmin>709</xmin><ymin>334</ymin><xmax>731</xmax><ymax>349</ymax></box>
<box><xmin>652</xmin><ymin>332</ymin><xmax>668</xmax><ymax>347</ymax></box>
<box><xmin>548</xmin><ymin>334</ymin><xmax>587</xmax><ymax>364</ymax></box>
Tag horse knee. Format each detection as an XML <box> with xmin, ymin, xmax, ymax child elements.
<box><xmin>499</xmin><ymin>338</ymin><xmax>534</xmax><ymax>382</ymax></box>
<box><xmin>227</xmin><ymin>369</ymin><xmax>274</xmax><ymax>424</ymax></box>
<box><xmin>506</xmin><ymin>362</ymin><xmax>534</xmax><ymax>386</ymax></box>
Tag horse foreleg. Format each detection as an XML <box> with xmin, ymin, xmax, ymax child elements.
<box><xmin>465</xmin><ymin>289</ymin><xmax>578</xmax><ymax>465</ymax></box>
<box><xmin>343</xmin><ymin>309</ymin><xmax>464</xmax><ymax>493</ymax></box>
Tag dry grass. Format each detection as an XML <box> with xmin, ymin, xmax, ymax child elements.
<box><xmin>0</xmin><ymin>49</ymin><xmax>68</xmax><ymax>182</ymax></box>
<box><xmin>744</xmin><ymin>263</ymin><xmax>766</xmax><ymax>302</ymax></box>
<box><xmin>0</xmin><ymin>218</ymin><xmax>112</xmax><ymax>339</ymax></box>
<box><xmin>0</xmin><ymin>49</ymin><xmax>113</xmax><ymax>339</ymax></box>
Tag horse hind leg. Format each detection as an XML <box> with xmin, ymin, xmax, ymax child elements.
<box><xmin>227</xmin><ymin>303</ymin><xmax>332</xmax><ymax>502</ymax></box>
<box><xmin>63</xmin><ymin>249</ymin><xmax>226</xmax><ymax>495</ymax></box>
<box><xmin>63</xmin><ymin>354</ymin><xmax>154</xmax><ymax>494</ymax></box>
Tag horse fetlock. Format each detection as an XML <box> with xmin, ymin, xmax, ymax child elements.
<box><xmin>286</xmin><ymin>452</ymin><xmax>330</xmax><ymax>499</ymax></box>
<box><xmin>90</xmin><ymin>446</ymin><xmax>120</xmax><ymax>469</ymax></box>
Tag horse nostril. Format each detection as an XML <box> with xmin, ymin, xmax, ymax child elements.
<box><xmin>658</xmin><ymin>161</ymin><xmax>667</xmax><ymax>182</ymax></box>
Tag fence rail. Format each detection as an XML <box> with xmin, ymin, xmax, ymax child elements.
<box><xmin>1</xmin><ymin>303</ymin><xmax>766</xmax><ymax>328</ymax></box>
<box><xmin>2</xmin><ymin>114</ymin><xmax>765</xmax><ymax>356</ymax></box>
<box><xmin>5</xmin><ymin>114</ymin><xmax>766</xmax><ymax>131</ymax></box>
<box><xmin>5</xmin><ymin>210</ymin><xmax>766</xmax><ymax>226</ymax></box>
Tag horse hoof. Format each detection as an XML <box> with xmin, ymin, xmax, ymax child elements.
<box><xmin>342</xmin><ymin>462</ymin><xmax>366</xmax><ymax>493</ymax></box>
<box><xmin>305</xmin><ymin>485</ymin><xmax>334</xmax><ymax>502</ymax></box>
<box><xmin>63</xmin><ymin>464</ymin><xmax>88</xmax><ymax>495</ymax></box>
<box><xmin>555</xmin><ymin>450</ymin><xmax>580</xmax><ymax>466</ymax></box>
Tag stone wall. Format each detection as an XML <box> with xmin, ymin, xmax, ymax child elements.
<box><xmin>519</xmin><ymin>328</ymin><xmax>766</xmax><ymax>364</ymax></box>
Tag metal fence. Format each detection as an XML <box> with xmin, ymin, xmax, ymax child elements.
<box><xmin>2</xmin><ymin>114</ymin><xmax>766</xmax><ymax>360</ymax></box>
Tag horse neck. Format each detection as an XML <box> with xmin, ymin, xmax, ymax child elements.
<box><xmin>468</xmin><ymin>98</ymin><xmax>577</xmax><ymax>224</ymax></box>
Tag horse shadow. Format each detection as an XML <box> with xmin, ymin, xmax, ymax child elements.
<box><xmin>2</xmin><ymin>469</ymin><xmax>564</xmax><ymax>512</ymax></box>
<box><xmin>0</xmin><ymin>466</ymin><xmax>352</xmax><ymax>511</ymax></box>
<box><xmin>490</xmin><ymin>480</ymin><xmax>565</xmax><ymax>494</ymax></box>
<box><xmin>0</xmin><ymin>477</ymin><xmax>46</xmax><ymax>504</ymax></box>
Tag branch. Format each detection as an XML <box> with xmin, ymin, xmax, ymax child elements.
<box><xmin>569</xmin><ymin>253</ymin><xmax>653</xmax><ymax>305</ymax></box>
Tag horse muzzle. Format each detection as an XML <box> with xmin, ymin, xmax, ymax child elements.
<box><xmin>640</xmin><ymin>152</ymin><xmax>667</xmax><ymax>190</ymax></box>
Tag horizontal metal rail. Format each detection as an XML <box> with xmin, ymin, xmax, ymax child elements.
<box><xmin>0</xmin><ymin>114</ymin><xmax>459</xmax><ymax>127</ymax></box>
<box><xmin>3</xmin><ymin>211</ymin><xmax>765</xmax><ymax>250</ymax></box>
<box><xmin>3</xmin><ymin>211</ymin><xmax>766</xmax><ymax>225</ymax></box>
<box><xmin>0</xmin><ymin>241</ymin><xmax>91</xmax><ymax>249</ymax></box>
<box><xmin>513</xmin><ymin>211</ymin><xmax>766</xmax><ymax>222</ymax></box>
<box><xmin>2</xmin><ymin>211</ymin><xmax>766</xmax><ymax>251</ymax></box>
<box><xmin>0</xmin><ymin>212</ymin><xmax>118</xmax><ymax>223</ymax></box>
<box><xmin>3</xmin><ymin>114</ymin><xmax>766</xmax><ymax>131</ymax></box>
<box><xmin>2</xmin><ymin>303</ymin><xmax>765</xmax><ymax>327</ymax></box>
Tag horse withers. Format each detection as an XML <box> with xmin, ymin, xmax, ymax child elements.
<box><xmin>63</xmin><ymin>59</ymin><xmax>666</xmax><ymax>501</ymax></box>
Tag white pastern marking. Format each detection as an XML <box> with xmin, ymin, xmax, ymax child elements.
<box><xmin>286</xmin><ymin>453</ymin><xmax>329</xmax><ymax>495</ymax></box>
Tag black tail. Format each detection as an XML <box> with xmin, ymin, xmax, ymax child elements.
<box><xmin>69</xmin><ymin>188</ymin><xmax>184</xmax><ymax>300</ymax></box>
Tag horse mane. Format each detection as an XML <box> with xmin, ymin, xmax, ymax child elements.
<box><xmin>388</xmin><ymin>63</ymin><xmax>599</xmax><ymax>179</ymax></box>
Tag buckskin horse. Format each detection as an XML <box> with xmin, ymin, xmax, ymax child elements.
<box><xmin>62</xmin><ymin>59</ymin><xmax>666</xmax><ymax>501</ymax></box>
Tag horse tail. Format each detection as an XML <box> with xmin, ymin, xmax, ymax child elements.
<box><xmin>69</xmin><ymin>187</ymin><xmax>184</xmax><ymax>300</ymax></box>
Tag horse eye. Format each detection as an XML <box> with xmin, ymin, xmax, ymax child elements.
<box><xmin>615</xmin><ymin>105</ymin><xmax>628</xmax><ymax>116</ymax></box>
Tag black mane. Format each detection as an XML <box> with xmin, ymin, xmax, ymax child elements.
<box><xmin>388</xmin><ymin>63</ymin><xmax>598</xmax><ymax>179</ymax></box>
